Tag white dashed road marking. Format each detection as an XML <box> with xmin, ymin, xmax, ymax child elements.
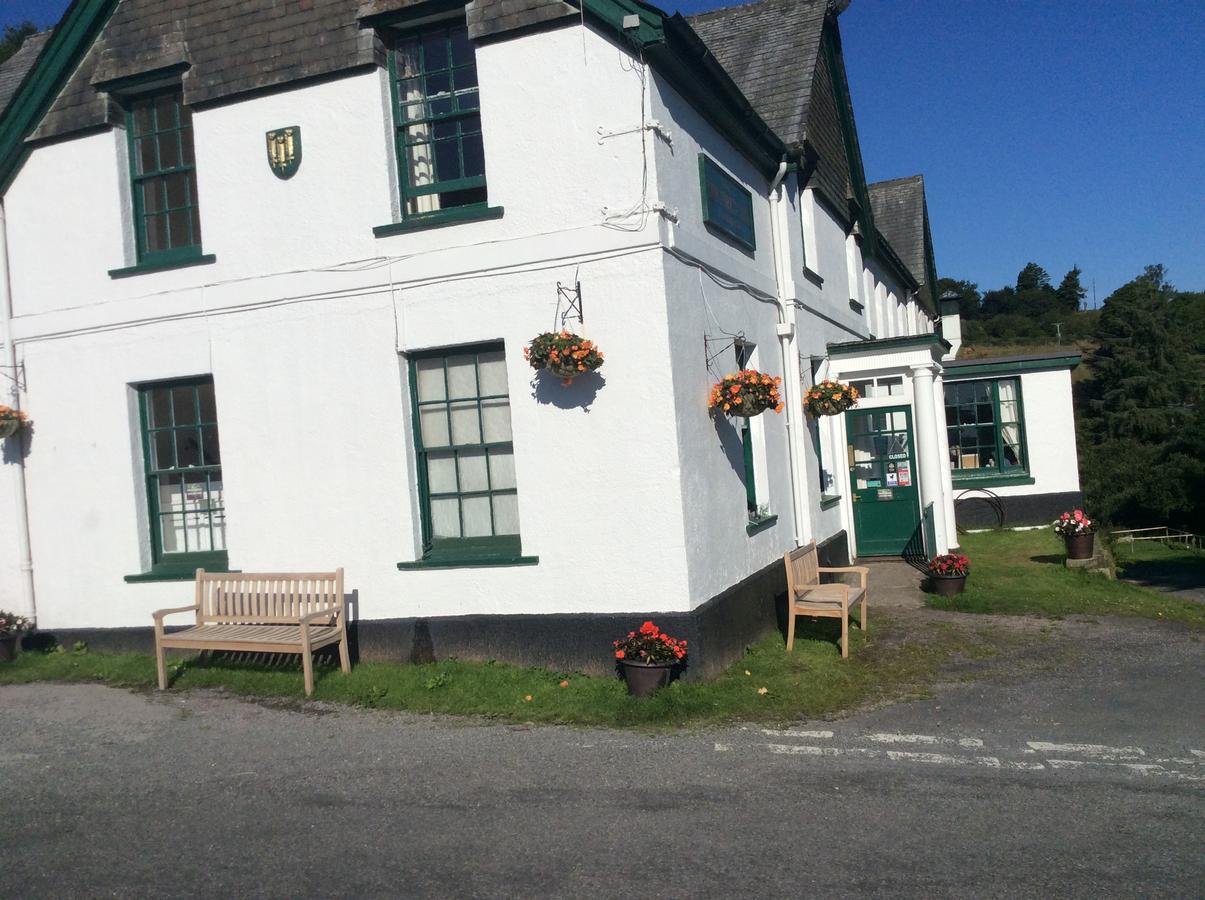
<box><xmin>1026</xmin><ymin>741</ymin><xmax>1146</xmax><ymax>760</ymax></box>
<box><xmin>727</xmin><ymin>731</ymin><xmax>1204</xmax><ymax>783</ymax></box>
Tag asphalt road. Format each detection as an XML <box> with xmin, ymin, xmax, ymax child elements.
<box><xmin>1</xmin><ymin>618</ymin><xmax>1202</xmax><ymax>899</ymax></box>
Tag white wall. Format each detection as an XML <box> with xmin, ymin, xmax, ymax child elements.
<box><xmin>649</xmin><ymin>72</ymin><xmax>796</xmax><ymax>606</ymax></box>
<box><xmin>946</xmin><ymin>368</ymin><xmax>1081</xmax><ymax>498</ymax></box>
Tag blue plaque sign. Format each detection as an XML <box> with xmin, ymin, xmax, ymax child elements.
<box><xmin>698</xmin><ymin>154</ymin><xmax>756</xmax><ymax>251</ymax></box>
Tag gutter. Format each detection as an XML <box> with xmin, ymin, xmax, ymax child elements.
<box><xmin>0</xmin><ymin>200</ymin><xmax>35</xmax><ymax>622</ymax></box>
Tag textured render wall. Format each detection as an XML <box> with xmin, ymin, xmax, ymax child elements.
<box><xmin>0</xmin><ymin>25</ymin><xmax>708</xmax><ymax>630</ymax></box>
<box><xmin>649</xmin><ymin>73</ymin><xmax>797</xmax><ymax>608</ymax></box>
<box><xmin>16</xmin><ymin>237</ymin><xmax>686</xmax><ymax>632</ymax></box>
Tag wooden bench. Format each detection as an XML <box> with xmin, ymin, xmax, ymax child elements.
<box><xmin>783</xmin><ymin>543</ymin><xmax>869</xmax><ymax>658</ymax></box>
<box><xmin>153</xmin><ymin>569</ymin><xmax>349</xmax><ymax>697</ymax></box>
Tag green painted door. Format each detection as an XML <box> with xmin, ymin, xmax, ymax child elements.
<box><xmin>847</xmin><ymin>406</ymin><xmax>921</xmax><ymax>556</ymax></box>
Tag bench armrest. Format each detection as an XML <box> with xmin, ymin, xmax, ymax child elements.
<box><xmin>152</xmin><ymin>604</ymin><xmax>198</xmax><ymax>624</ymax></box>
<box><xmin>299</xmin><ymin>608</ymin><xmax>340</xmax><ymax>627</ymax></box>
<box><xmin>818</xmin><ymin>566</ymin><xmax>869</xmax><ymax>588</ymax></box>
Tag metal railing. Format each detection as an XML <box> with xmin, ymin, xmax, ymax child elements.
<box><xmin>1110</xmin><ymin>526</ymin><xmax>1202</xmax><ymax>551</ymax></box>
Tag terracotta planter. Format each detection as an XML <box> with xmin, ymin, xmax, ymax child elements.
<box><xmin>620</xmin><ymin>660</ymin><xmax>674</xmax><ymax>697</ymax></box>
<box><xmin>1064</xmin><ymin>532</ymin><xmax>1095</xmax><ymax>560</ymax></box>
<box><xmin>0</xmin><ymin>419</ymin><xmax>21</xmax><ymax>439</ymax></box>
<box><xmin>930</xmin><ymin>574</ymin><xmax>967</xmax><ymax>596</ymax></box>
<box><xmin>0</xmin><ymin>636</ymin><xmax>17</xmax><ymax>662</ymax></box>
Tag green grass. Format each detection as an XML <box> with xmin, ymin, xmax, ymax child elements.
<box><xmin>0</xmin><ymin>615</ymin><xmax>999</xmax><ymax>728</ymax></box>
<box><xmin>1113</xmin><ymin>539</ymin><xmax>1205</xmax><ymax>594</ymax></box>
<box><xmin>927</xmin><ymin>529</ymin><xmax>1205</xmax><ymax>627</ymax></box>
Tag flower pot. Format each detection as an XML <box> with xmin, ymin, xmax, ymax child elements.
<box><xmin>930</xmin><ymin>574</ymin><xmax>967</xmax><ymax>596</ymax></box>
<box><xmin>0</xmin><ymin>419</ymin><xmax>20</xmax><ymax>439</ymax></box>
<box><xmin>620</xmin><ymin>660</ymin><xmax>674</xmax><ymax>697</ymax></box>
<box><xmin>1064</xmin><ymin>532</ymin><xmax>1095</xmax><ymax>560</ymax></box>
<box><xmin>0</xmin><ymin>636</ymin><xmax>17</xmax><ymax>662</ymax></box>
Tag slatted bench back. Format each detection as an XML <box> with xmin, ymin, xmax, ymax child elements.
<box><xmin>196</xmin><ymin>569</ymin><xmax>345</xmax><ymax>625</ymax></box>
<box><xmin>784</xmin><ymin>542</ymin><xmax>819</xmax><ymax>595</ymax></box>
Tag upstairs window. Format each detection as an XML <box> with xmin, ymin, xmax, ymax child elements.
<box><xmin>945</xmin><ymin>378</ymin><xmax>1027</xmax><ymax>480</ymax></box>
<box><xmin>126</xmin><ymin>89</ymin><xmax>203</xmax><ymax>265</ymax></box>
<box><xmin>390</xmin><ymin>23</ymin><xmax>487</xmax><ymax>219</ymax></box>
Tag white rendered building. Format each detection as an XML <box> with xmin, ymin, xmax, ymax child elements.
<box><xmin>0</xmin><ymin>0</ymin><xmax>1081</xmax><ymax>673</ymax></box>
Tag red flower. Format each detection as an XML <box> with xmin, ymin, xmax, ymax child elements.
<box><xmin>615</xmin><ymin>650</ymin><xmax>625</xmax><ymax>659</ymax></box>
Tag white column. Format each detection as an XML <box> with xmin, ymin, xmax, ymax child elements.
<box><xmin>933</xmin><ymin>369</ymin><xmax>959</xmax><ymax>549</ymax></box>
<box><xmin>910</xmin><ymin>364</ymin><xmax>949</xmax><ymax>555</ymax></box>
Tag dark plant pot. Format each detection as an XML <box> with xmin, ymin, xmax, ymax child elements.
<box><xmin>1064</xmin><ymin>532</ymin><xmax>1095</xmax><ymax>560</ymax></box>
<box><xmin>620</xmin><ymin>660</ymin><xmax>674</xmax><ymax>697</ymax></box>
<box><xmin>930</xmin><ymin>574</ymin><xmax>967</xmax><ymax>596</ymax></box>
<box><xmin>0</xmin><ymin>636</ymin><xmax>17</xmax><ymax>662</ymax></box>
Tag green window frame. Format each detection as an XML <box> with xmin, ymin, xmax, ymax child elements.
<box><xmin>125</xmin><ymin>87</ymin><xmax>204</xmax><ymax>267</ymax></box>
<box><xmin>698</xmin><ymin>154</ymin><xmax>756</xmax><ymax>251</ymax></box>
<box><xmin>944</xmin><ymin>377</ymin><xmax>1028</xmax><ymax>482</ymax></box>
<box><xmin>406</xmin><ymin>343</ymin><xmax>529</xmax><ymax>565</ymax></box>
<box><xmin>388</xmin><ymin>21</ymin><xmax>489</xmax><ymax>222</ymax></box>
<box><xmin>135</xmin><ymin>377</ymin><xmax>227</xmax><ymax>577</ymax></box>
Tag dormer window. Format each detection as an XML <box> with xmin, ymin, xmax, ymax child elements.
<box><xmin>125</xmin><ymin>88</ymin><xmax>203</xmax><ymax>265</ymax></box>
<box><xmin>392</xmin><ymin>23</ymin><xmax>485</xmax><ymax>216</ymax></box>
<box><xmin>372</xmin><ymin>17</ymin><xmax>502</xmax><ymax>237</ymax></box>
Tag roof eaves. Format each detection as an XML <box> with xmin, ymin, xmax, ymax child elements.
<box><xmin>0</xmin><ymin>0</ymin><xmax>120</xmax><ymax>194</ymax></box>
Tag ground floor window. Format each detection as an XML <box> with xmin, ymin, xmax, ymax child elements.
<box><xmin>138</xmin><ymin>377</ymin><xmax>226</xmax><ymax>572</ymax></box>
<box><xmin>944</xmin><ymin>377</ymin><xmax>1026</xmax><ymax>478</ymax></box>
<box><xmin>408</xmin><ymin>343</ymin><xmax>522</xmax><ymax>561</ymax></box>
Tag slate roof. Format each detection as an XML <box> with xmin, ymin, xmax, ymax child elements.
<box><xmin>686</xmin><ymin>0</ymin><xmax>827</xmax><ymax>151</ymax></box>
<box><xmin>687</xmin><ymin>0</ymin><xmax>860</xmax><ymax>219</ymax></box>
<box><xmin>0</xmin><ymin>31</ymin><xmax>51</xmax><ymax>119</ymax></box>
<box><xmin>32</xmin><ymin>0</ymin><xmax>573</xmax><ymax>144</ymax></box>
<box><xmin>868</xmin><ymin>174</ymin><xmax>936</xmax><ymax>308</ymax></box>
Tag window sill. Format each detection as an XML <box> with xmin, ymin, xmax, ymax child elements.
<box><xmin>109</xmin><ymin>253</ymin><xmax>216</xmax><ymax>279</ymax></box>
<box><xmin>397</xmin><ymin>555</ymin><xmax>539</xmax><ymax>570</ymax></box>
<box><xmin>820</xmin><ymin>494</ymin><xmax>842</xmax><ymax>510</ymax></box>
<box><xmin>125</xmin><ymin>552</ymin><xmax>231</xmax><ymax>582</ymax></box>
<box><xmin>803</xmin><ymin>266</ymin><xmax>823</xmax><ymax>287</ymax></box>
<box><xmin>952</xmin><ymin>473</ymin><xmax>1036</xmax><ymax>489</ymax></box>
<box><xmin>746</xmin><ymin>514</ymin><xmax>778</xmax><ymax>536</ymax></box>
<box><xmin>373</xmin><ymin>205</ymin><xmax>504</xmax><ymax>237</ymax></box>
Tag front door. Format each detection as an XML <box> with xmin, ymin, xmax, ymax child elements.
<box><xmin>847</xmin><ymin>405</ymin><xmax>921</xmax><ymax>556</ymax></box>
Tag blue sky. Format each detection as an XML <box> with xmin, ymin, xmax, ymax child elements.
<box><xmin>7</xmin><ymin>0</ymin><xmax>1204</xmax><ymax>301</ymax></box>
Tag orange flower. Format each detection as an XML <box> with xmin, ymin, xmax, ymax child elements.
<box><xmin>615</xmin><ymin>650</ymin><xmax>625</xmax><ymax>659</ymax></box>
<box><xmin>559</xmin><ymin>679</ymin><xmax>569</xmax><ymax>688</ymax></box>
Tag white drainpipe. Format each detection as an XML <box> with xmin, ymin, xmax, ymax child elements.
<box><xmin>0</xmin><ymin>199</ymin><xmax>35</xmax><ymax>623</ymax></box>
<box><xmin>766</xmin><ymin>159</ymin><xmax>810</xmax><ymax>547</ymax></box>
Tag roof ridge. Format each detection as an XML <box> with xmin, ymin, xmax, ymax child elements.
<box><xmin>869</xmin><ymin>173</ymin><xmax>925</xmax><ymax>189</ymax></box>
<box><xmin>687</xmin><ymin>0</ymin><xmax>825</xmax><ymax>22</ymax></box>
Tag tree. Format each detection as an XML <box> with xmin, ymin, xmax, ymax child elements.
<box><xmin>0</xmin><ymin>22</ymin><xmax>37</xmax><ymax>68</ymax></box>
<box><xmin>1079</xmin><ymin>265</ymin><xmax>1205</xmax><ymax>529</ymax></box>
<box><xmin>1015</xmin><ymin>262</ymin><xmax>1052</xmax><ymax>293</ymax></box>
<box><xmin>1055</xmin><ymin>266</ymin><xmax>1087</xmax><ymax>313</ymax></box>
<box><xmin>936</xmin><ymin>277</ymin><xmax>981</xmax><ymax>319</ymax></box>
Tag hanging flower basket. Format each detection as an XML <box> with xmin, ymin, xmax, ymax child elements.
<box><xmin>709</xmin><ymin>370</ymin><xmax>783</xmax><ymax>418</ymax></box>
<box><xmin>0</xmin><ymin>406</ymin><xmax>30</xmax><ymax>439</ymax></box>
<box><xmin>804</xmin><ymin>380</ymin><xmax>858</xmax><ymax>417</ymax></box>
<box><xmin>524</xmin><ymin>330</ymin><xmax>605</xmax><ymax>384</ymax></box>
